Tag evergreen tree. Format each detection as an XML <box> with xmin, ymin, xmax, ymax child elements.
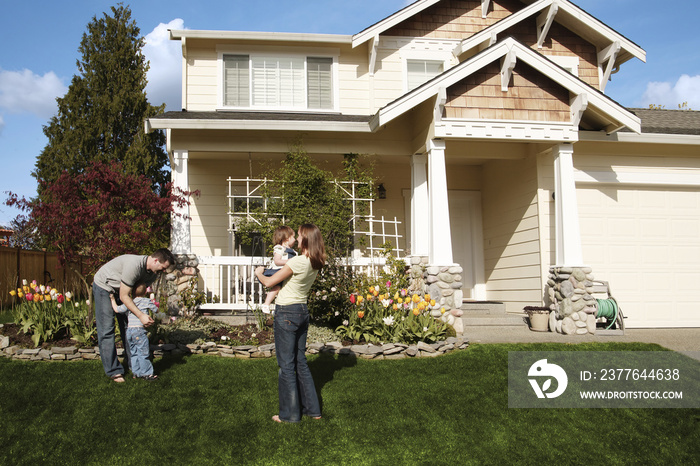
<box><xmin>33</xmin><ymin>4</ymin><xmax>168</xmax><ymax>192</ymax></box>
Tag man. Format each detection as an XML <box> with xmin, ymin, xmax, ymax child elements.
<box><xmin>93</xmin><ymin>248</ymin><xmax>175</xmax><ymax>382</ymax></box>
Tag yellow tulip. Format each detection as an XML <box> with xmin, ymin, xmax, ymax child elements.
<box><xmin>45</xmin><ymin>294</ymin><xmax>52</xmax><ymax>302</ymax></box>
<box><xmin>393</xmin><ymin>304</ymin><xmax>398</xmax><ymax>310</ymax></box>
<box><xmin>412</xmin><ymin>294</ymin><xmax>420</xmax><ymax>303</ymax></box>
<box><xmin>397</xmin><ymin>297</ymin><xmax>403</xmax><ymax>304</ymax></box>
<box><xmin>425</xmin><ymin>293</ymin><xmax>431</xmax><ymax>301</ymax></box>
<box><xmin>412</xmin><ymin>308</ymin><xmax>420</xmax><ymax>316</ymax></box>
<box><xmin>34</xmin><ymin>294</ymin><xmax>41</xmax><ymax>302</ymax></box>
<box><xmin>17</xmin><ymin>291</ymin><xmax>24</xmax><ymax>299</ymax></box>
<box><xmin>9</xmin><ymin>290</ymin><xmax>16</xmax><ymax>297</ymax></box>
<box><xmin>393</xmin><ymin>292</ymin><xmax>399</xmax><ymax>300</ymax></box>
<box><xmin>440</xmin><ymin>307</ymin><xmax>446</xmax><ymax>314</ymax></box>
<box><xmin>430</xmin><ymin>299</ymin><xmax>436</xmax><ymax>306</ymax></box>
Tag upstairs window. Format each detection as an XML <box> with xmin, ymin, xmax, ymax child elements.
<box><xmin>223</xmin><ymin>54</ymin><xmax>334</xmax><ymax>110</ymax></box>
<box><xmin>407</xmin><ymin>59</ymin><xmax>444</xmax><ymax>91</ymax></box>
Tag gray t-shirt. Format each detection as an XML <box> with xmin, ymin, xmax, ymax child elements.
<box><xmin>93</xmin><ymin>255</ymin><xmax>157</xmax><ymax>294</ymax></box>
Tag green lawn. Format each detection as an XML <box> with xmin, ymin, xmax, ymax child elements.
<box><xmin>0</xmin><ymin>343</ymin><xmax>697</xmax><ymax>465</ymax></box>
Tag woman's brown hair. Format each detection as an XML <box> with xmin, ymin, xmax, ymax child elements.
<box><xmin>298</xmin><ymin>224</ymin><xmax>326</xmax><ymax>270</ymax></box>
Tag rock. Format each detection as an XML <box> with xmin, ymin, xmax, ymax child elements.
<box><xmin>450</xmin><ymin>308</ymin><xmax>463</xmax><ymax>317</ymax></box>
<box><xmin>438</xmin><ymin>273</ymin><xmax>455</xmax><ymax>283</ymax></box>
<box><xmin>555</xmin><ymin>320</ymin><xmax>563</xmax><ymax>333</ymax></box>
<box><xmin>426</xmin><ymin>266</ymin><xmax>440</xmax><ymax>275</ymax></box>
<box><xmin>417</xmin><ymin>341</ymin><xmax>435</xmax><ymax>353</ymax></box>
<box><xmin>572</xmin><ymin>269</ymin><xmax>587</xmax><ymax>282</ymax></box>
<box><xmin>559</xmin><ymin>298</ymin><xmax>573</xmax><ymax>317</ymax></box>
<box><xmin>549</xmin><ymin>311</ymin><xmax>557</xmax><ymax>332</ymax></box>
<box><xmin>586</xmin><ymin>315</ymin><xmax>597</xmax><ymax>332</ymax></box>
<box><xmin>560</xmin><ymin>280</ymin><xmax>575</xmax><ymax>298</ymax></box>
<box><xmin>0</xmin><ymin>336</ymin><xmax>8</xmax><ymax>350</ymax></box>
<box><xmin>405</xmin><ymin>346</ymin><xmax>419</xmax><ymax>357</ymax></box>
<box><xmin>571</xmin><ymin>312</ymin><xmax>580</xmax><ymax>321</ymax></box>
<box><xmin>575</xmin><ymin>320</ymin><xmax>587</xmax><ymax>328</ymax></box>
<box><xmin>578</xmin><ymin>311</ymin><xmax>588</xmax><ymax>321</ymax></box>
<box><xmin>448</xmin><ymin>266</ymin><xmax>463</xmax><ymax>274</ymax></box>
<box><xmin>561</xmin><ymin>317</ymin><xmax>576</xmax><ymax>335</ymax></box>
<box><xmin>575</xmin><ymin>327</ymin><xmax>589</xmax><ymax>335</ymax></box>
<box><xmin>453</xmin><ymin>318</ymin><xmax>464</xmax><ymax>335</ymax></box>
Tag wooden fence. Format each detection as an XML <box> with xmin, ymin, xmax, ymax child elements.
<box><xmin>0</xmin><ymin>247</ymin><xmax>86</xmax><ymax>308</ymax></box>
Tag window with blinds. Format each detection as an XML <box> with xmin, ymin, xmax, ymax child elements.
<box><xmin>307</xmin><ymin>57</ymin><xmax>333</xmax><ymax>110</ymax></box>
<box><xmin>223</xmin><ymin>54</ymin><xmax>333</xmax><ymax>110</ymax></box>
<box><xmin>407</xmin><ymin>60</ymin><xmax>444</xmax><ymax>91</ymax></box>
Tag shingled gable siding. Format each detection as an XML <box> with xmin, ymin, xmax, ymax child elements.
<box><xmin>502</xmin><ymin>21</ymin><xmax>600</xmax><ymax>89</ymax></box>
<box><xmin>481</xmin><ymin>154</ymin><xmax>543</xmax><ymax>312</ymax></box>
<box><xmin>384</xmin><ymin>0</ymin><xmax>520</xmax><ymax>38</ymax></box>
<box><xmin>444</xmin><ymin>62</ymin><xmax>570</xmax><ymax>122</ymax></box>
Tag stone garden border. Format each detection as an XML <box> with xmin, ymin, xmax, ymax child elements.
<box><xmin>1</xmin><ymin>336</ymin><xmax>470</xmax><ymax>361</ymax></box>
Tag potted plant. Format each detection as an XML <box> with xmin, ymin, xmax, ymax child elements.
<box><xmin>523</xmin><ymin>306</ymin><xmax>550</xmax><ymax>332</ymax></box>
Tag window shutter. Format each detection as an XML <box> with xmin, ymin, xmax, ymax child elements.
<box><xmin>224</xmin><ymin>55</ymin><xmax>250</xmax><ymax>107</ymax></box>
<box><xmin>307</xmin><ymin>57</ymin><xmax>333</xmax><ymax>109</ymax></box>
<box><xmin>252</xmin><ymin>56</ymin><xmax>305</xmax><ymax>108</ymax></box>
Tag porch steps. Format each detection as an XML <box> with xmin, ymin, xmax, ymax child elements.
<box><xmin>460</xmin><ymin>301</ymin><xmax>527</xmax><ymax>327</ymax></box>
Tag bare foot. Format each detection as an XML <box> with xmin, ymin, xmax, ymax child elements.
<box><xmin>272</xmin><ymin>415</ymin><xmax>283</xmax><ymax>423</ymax></box>
<box><xmin>111</xmin><ymin>374</ymin><xmax>125</xmax><ymax>383</ymax></box>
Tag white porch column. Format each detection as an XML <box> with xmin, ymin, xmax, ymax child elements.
<box><xmin>553</xmin><ymin>143</ymin><xmax>583</xmax><ymax>265</ymax></box>
<box><xmin>427</xmin><ymin>139</ymin><xmax>453</xmax><ymax>265</ymax></box>
<box><xmin>410</xmin><ymin>154</ymin><xmax>430</xmax><ymax>257</ymax></box>
<box><xmin>171</xmin><ymin>150</ymin><xmax>191</xmax><ymax>254</ymax></box>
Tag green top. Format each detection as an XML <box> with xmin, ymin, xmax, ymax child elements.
<box><xmin>275</xmin><ymin>254</ymin><xmax>318</xmax><ymax>306</ymax></box>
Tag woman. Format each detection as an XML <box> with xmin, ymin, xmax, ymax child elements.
<box><xmin>255</xmin><ymin>223</ymin><xmax>326</xmax><ymax>423</ymax></box>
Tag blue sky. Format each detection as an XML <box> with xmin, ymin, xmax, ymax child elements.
<box><xmin>1</xmin><ymin>0</ymin><xmax>699</xmax><ymax>226</ymax></box>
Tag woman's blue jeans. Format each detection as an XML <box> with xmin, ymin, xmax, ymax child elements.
<box><xmin>94</xmin><ymin>284</ymin><xmax>130</xmax><ymax>377</ymax></box>
<box><xmin>274</xmin><ymin>303</ymin><xmax>321</xmax><ymax>422</ymax></box>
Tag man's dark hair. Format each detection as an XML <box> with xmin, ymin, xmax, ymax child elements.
<box><xmin>152</xmin><ymin>248</ymin><xmax>175</xmax><ymax>266</ymax></box>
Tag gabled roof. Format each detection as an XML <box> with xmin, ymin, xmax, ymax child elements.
<box><xmin>353</xmin><ymin>0</ymin><xmax>645</xmax><ymax>66</ymax></box>
<box><xmin>370</xmin><ymin>36</ymin><xmax>641</xmax><ymax>134</ymax></box>
<box><xmin>352</xmin><ymin>0</ymin><xmax>442</xmax><ymax>47</ymax></box>
<box><xmin>454</xmin><ymin>0</ymin><xmax>645</xmax><ymax>66</ymax></box>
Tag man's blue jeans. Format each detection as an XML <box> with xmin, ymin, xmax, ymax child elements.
<box><xmin>94</xmin><ymin>284</ymin><xmax>130</xmax><ymax>377</ymax></box>
<box><xmin>274</xmin><ymin>303</ymin><xmax>321</xmax><ymax>422</ymax></box>
<box><xmin>127</xmin><ymin>327</ymin><xmax>154</xmax><ymax>377</ymax></box>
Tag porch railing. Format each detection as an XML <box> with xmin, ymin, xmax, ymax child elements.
<box><xmin>197</xmin><ymin>255</ymin><xmax>397</xmax><ymax>311</ymax></box>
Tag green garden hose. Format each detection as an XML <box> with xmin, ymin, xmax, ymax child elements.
<box><xmin>596</xmin><ymin>297</ymin><xmax>619</xmax><ymax>330</ymax></box>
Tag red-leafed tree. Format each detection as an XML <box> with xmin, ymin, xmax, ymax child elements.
<box><xmin>6</xmin><ymin>160</ymin><xmax>194</xmax><ymax>303</ymax></box>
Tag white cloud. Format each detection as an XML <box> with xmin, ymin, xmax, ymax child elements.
<box><xmin>0</xmin><ymin>68</ymin><xmax>66</xmax><ymax>118</ymax></box>
<box><xmin>143</xmin><ymin>19</ymin><xmax>186</xmax><ymax>112</ymax></box>
<box><xmin>641</xmin><ymin>74</ymin><xmax>700</xmax><ymax>109</ymax></box>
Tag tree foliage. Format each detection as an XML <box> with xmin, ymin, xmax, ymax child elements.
<box><xmin>33</xmin><ymin>4</ymin><xmax>168</xmax><ymax>193</ymax></box>
<box><xmin>7</xmin><ymin>160</ymin><xmax>192</xmax><ymax>294</ymax></box>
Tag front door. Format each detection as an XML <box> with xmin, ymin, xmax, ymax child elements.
<box><xmin>449</xmin><ymin>191</ymin><xmax>486</xmax><ymax>300</ymax></box>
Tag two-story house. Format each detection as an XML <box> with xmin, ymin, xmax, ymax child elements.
<box><xmin>147</xmin><ymin>0</ymin><xmax>700</xmax><ymax>328</ymax></box>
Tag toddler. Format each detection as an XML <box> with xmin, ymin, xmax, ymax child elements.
<box><xmin>261</xmin><ymin>225</ymin><xmax>296</xmax><ymax>313</ymax></box>
<box><xmin>111</xmin><ymin>283</ymin><xmax>159</xmax><ymax>380</ymax></box>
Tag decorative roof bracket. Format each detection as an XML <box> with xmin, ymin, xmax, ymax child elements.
<box><xmin>501</xmin><ymin>49</ymin><xmax>516</xmax><ymax>91</ymax></box>
<box><xmin>434</xmin><ymin>87</ymin><xmax>447</xmax><ymax>123</ymax></box>
<box><xmin>598</xmin><ymin>41</ymin><xmax>621</xmax><ymax>92</ymax></box>
<box><xmin>482</xmin><ymin>0</ymin><xmax>491</xmax><ymax>18</ymax></box>
<box><xmin>536</xmin><ymin>2</ymin><xmax>559</xmax><ymax>49</ymax></box>
<box><xmin>570</xmin><ymin>93</ymin><xmax>588</xmax><ymax>127</ymax></box>
<box><xmin>369</xmin><ymin>34</ymin><xmax>379</xmax><ymax>77</ymax></box>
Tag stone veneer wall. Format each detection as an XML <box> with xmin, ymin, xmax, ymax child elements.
<box><xmin>547</xmin><ymin>266</ymin><xmax>598</xmax><ymax>335</ymax></box>
<box><xmin>410</xmin><ymin>256</ymin><xmax>465</xmax><ymax>335</ymax></box>
<box><xmin>158</xmin><ymin>254</ymin><xmax>200</xmax><ymax>316</ymax></box>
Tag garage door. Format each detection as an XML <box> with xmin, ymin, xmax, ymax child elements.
<box><xmin>578</xmin><ymin>186</ymin><xmax>700</xmax><ymax>328</ymax></box>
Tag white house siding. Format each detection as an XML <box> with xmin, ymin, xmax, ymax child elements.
<box><xmin>183</xmin><ymin>45</ymin><xmax>218</xmax><ymax>111</ymax></box>
<box><xmin>482</xmin><ymin>152</ymin><xmax>543</xmax><ymax>312</ymax></box>
<box><xmin>573</xmin><ymin>146</ymin><xmax>700</xmax><ymax>328</ymax></box>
